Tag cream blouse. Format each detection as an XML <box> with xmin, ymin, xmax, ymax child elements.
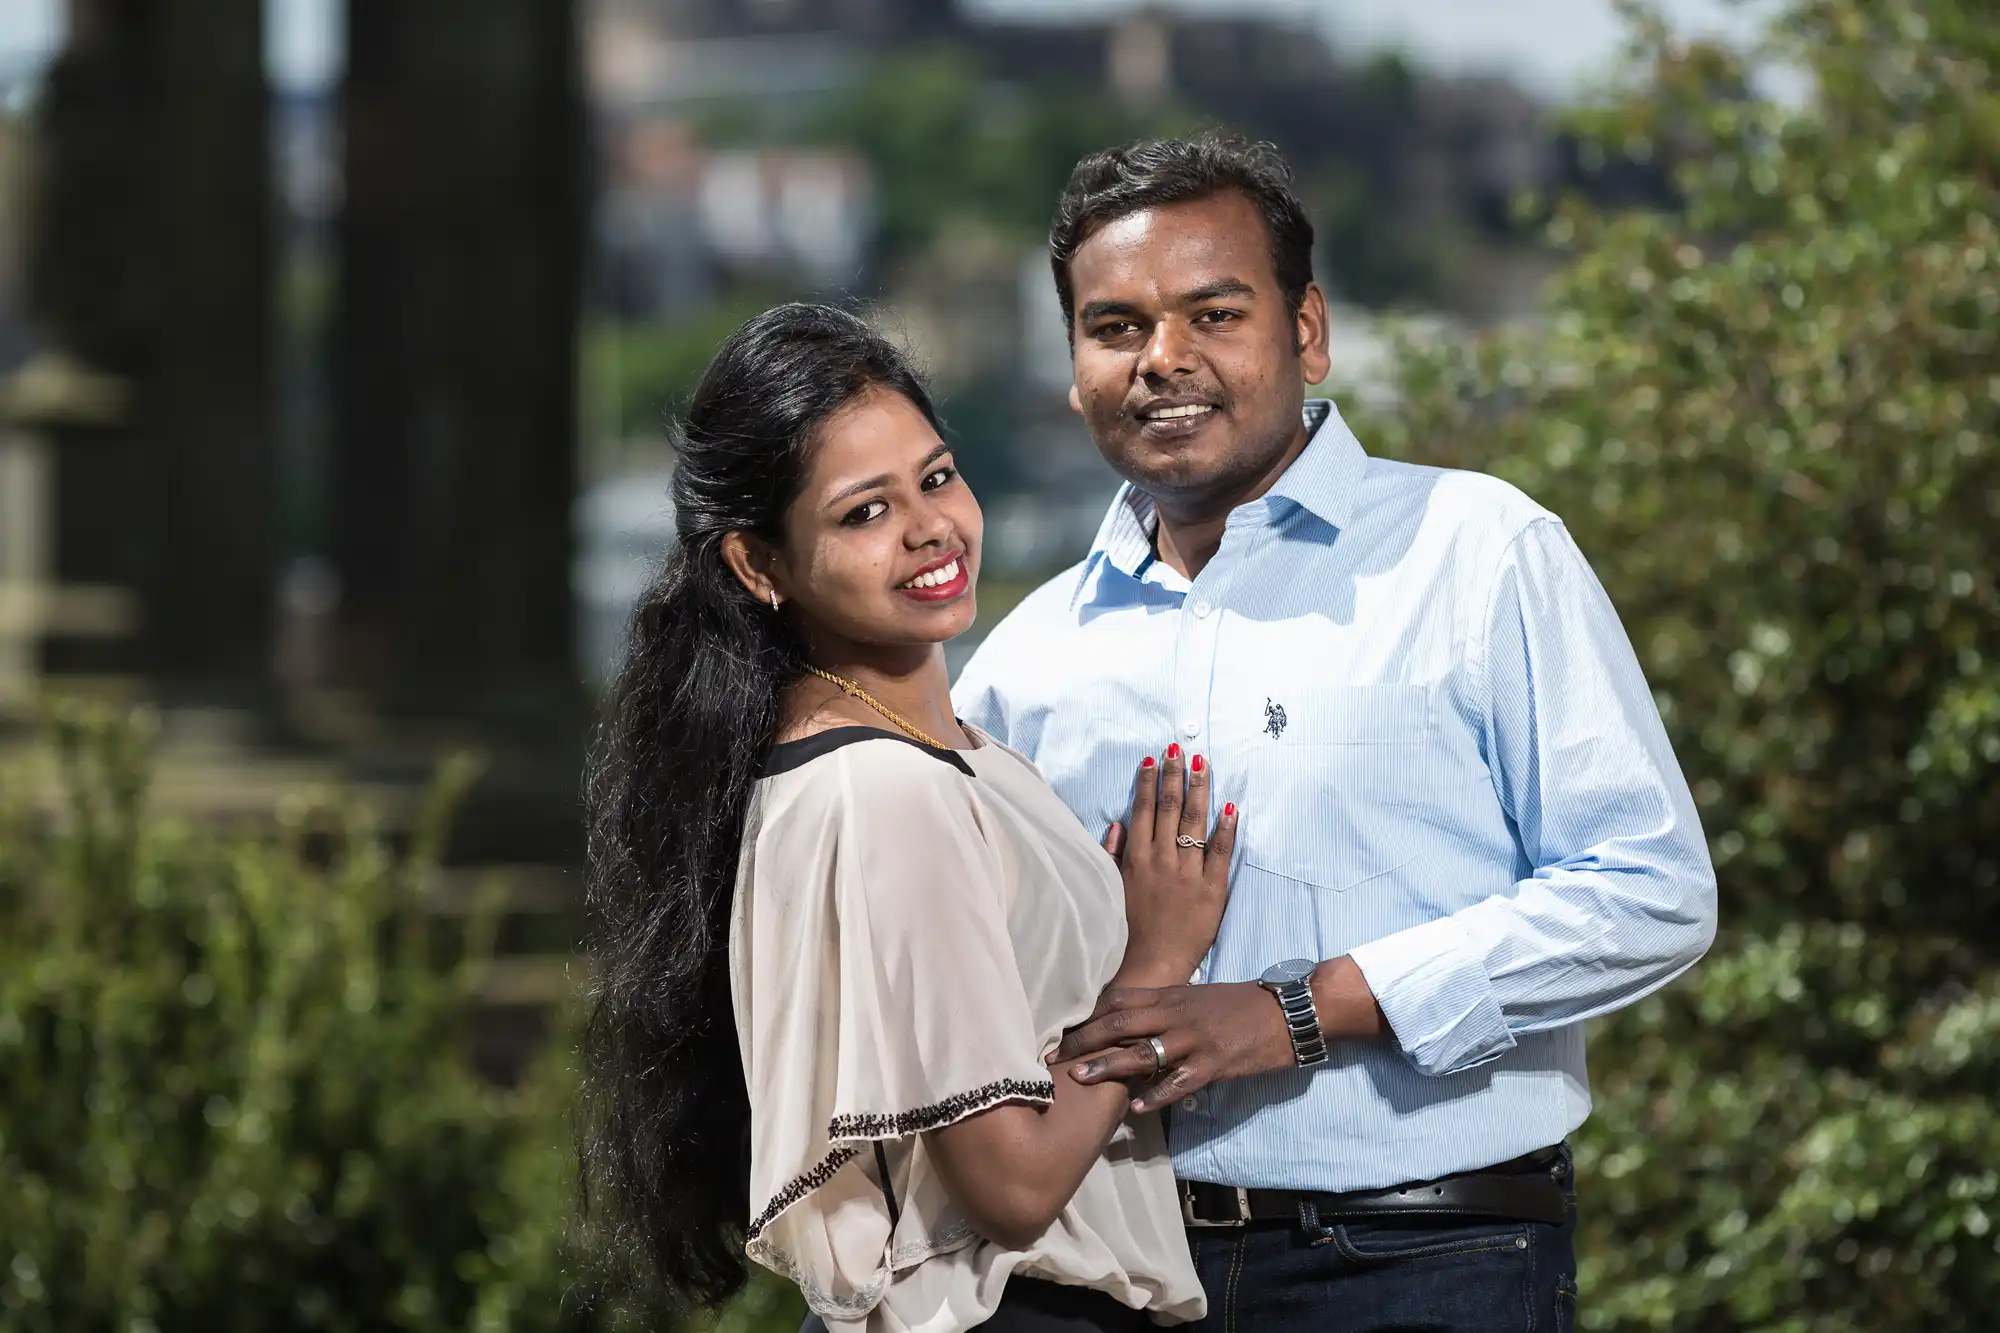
<box><xmin>728</xmin><ymin>724</ymin><xmax>1205</xmax><ymax>1332</ymax></box>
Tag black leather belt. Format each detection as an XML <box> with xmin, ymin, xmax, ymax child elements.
<box><xmin>1181</xmin><ymin>1145</ymin><xmax>1569</xmax><ymax>1229</ymax></box>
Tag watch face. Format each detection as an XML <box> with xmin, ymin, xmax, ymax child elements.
<box><xmin>1261</xmin><ymin>958</ymin><xmax>1315</xmax><ymax>987</ymax></box>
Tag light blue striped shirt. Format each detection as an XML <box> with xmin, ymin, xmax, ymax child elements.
<box><xmin>952</xmin><ymin>399</ymin><xmax>1717</xmax><ymax>1192</ymax></box>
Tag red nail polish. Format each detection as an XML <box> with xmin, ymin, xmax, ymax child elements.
<box><xmin>1167</xmin><ymin>743</ymin><xmax>1180</xmax><ymax>760</ymax></box>
<box><xmin>1141</xmin><ymin>755</ymin><xmax>1155</xmax><ymax>768</ymax></box>
<box><xmin>1224</xmin><ymin>802</ymin><xmax>1236</xmax><ymax>817</ymax></box>
<box><xmin>1191</xmin><ymin>754</ymin><xmax>1204</xmax><ymax>773</ymax></box>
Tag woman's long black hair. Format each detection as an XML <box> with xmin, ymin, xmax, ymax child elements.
<box><xmin>579</xmin><ymin>303</ymin><xmax>941</xmax><ymax>1305</ymax></box>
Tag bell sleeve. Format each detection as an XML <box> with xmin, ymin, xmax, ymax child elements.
<box><xmin>736</xmin><ymin>739</ymin><xmax>1055</xmax><ymax>1320</ymax></box>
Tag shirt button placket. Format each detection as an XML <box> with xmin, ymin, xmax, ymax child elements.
<box><xmin>1175</xmin><ymin>590</ymin><xmax>1213</xmax><ymax>747</ymax></box>
<box><xmin>1177</xmin><ymin>571</ymin><xmax>1225</xmax><ymax>983</ymax></box>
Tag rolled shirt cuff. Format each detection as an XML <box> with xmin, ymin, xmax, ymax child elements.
<box><xmin>1348</xmin><ymin>916</ymin><xmax>1517</xmax><ymax>1076</ymax></box>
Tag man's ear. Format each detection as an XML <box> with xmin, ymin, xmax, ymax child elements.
<box><xmin>720</xmin><ymin>530</ymin><xmax>782</xmax><ymax>606</ymax></box>
<box><xmin>1068</xmin><ymin>384</ymin><xmax>1083</xmax><ymax>416</ymax></box>
<box><xmin>1296</xmin><ymin>282</ymin><xmax>1332</xmax><ymax>386</ymax></box>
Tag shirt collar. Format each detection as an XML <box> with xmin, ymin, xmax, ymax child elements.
<box><xmin>1268</xmin><ymin>398</ymin><xmax>1365</xmax><ymax>532</ymax></box>
<box><xmin>1075</xmin><ymin>398</ymin><xmax>1364</xmax><ymax>602</ymax></box>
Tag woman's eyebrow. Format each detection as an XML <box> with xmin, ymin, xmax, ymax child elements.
<box><xmin>822</xmin><ymin>443</ymin><xmax>951</xmax><ymax>508</ymax></box>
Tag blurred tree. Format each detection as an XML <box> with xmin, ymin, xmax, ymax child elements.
<box><xmin>1346</xmin><ymin>0</ymin><xmax>1999</xmax><ymax>1326</ymax></box>
<box><xmin>1307</xmin><ymin>160</ymin><xmax>1452</xmax><ymax>309</ymax></box>
<box><xmin>808</xmin><ymin>48</ymin><xmax>1200</xmax><ymax>267</ymax></box>
<box><xmin>1293</xmin><ymin>52</ymin><xmax>1454</xmax><ymax>309</ymax></box>
<box><xmin>582</xmin><ymin>292</ymin><xmax>781</xmax><ymax>444</ymax></box>
<box><xmin>0</xmin><ymin>706</ymin><xmax>635</xmax><ymax>1331</ymax></box>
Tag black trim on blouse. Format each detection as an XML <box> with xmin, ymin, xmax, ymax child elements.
<box><xmin>828</xmin><ymin>1078</ymin><xmax>1060</xmax><ymax>1141</ymax></box>
<box><xmin>872</xmin><ymin>1142</ymin><xmax>901</xmax><ymax>1229</ymax></box>
<box><xmin>760</xmin><ymin>725</ymin><xmax>975</xmax><ymax>779</ymax></box>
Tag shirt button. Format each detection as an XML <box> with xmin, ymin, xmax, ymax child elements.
<box><xmin>1180</xmin><ymin>1096</ymin><xmax>1200</xmax><ymax>1113</ymax></box>
<box><xmin>1192</xmin><ymin>598</ymin><xmax>1213</xmax><ymax>618</ymax></box>
<box><xmin>1182</xmin><ymin>720</ymin><xmax>1200</xmax><ymax>738</ymax></box>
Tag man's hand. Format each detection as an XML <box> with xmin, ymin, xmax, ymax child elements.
<box><xmin>1056</xmin><ymin>983</ymin><xmax>1294</xmax><ymax>1114</ymax></box>
<box><xmin>1057</xmin><ymin>958</ymin><xmax>1390</xmax><ymax>1114</ymax></box>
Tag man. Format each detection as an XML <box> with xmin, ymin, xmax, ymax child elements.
<box><xmin>952</xmin><ymin>133</ymin><xmax>1718</xmax><ymax>1331</ymax></box>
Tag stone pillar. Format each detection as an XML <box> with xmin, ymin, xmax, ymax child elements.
<box><xmin>15</xmin><ymin>0</ymin><xmax>273</xmax><ymax>709</ymax></box>
<box><xmin>145</xmin><ymin>0</ymin><xmax>274</xmax><ymax>702</ymax></box>
<box><xmin>0</xmin><ymin>357</ymin><xmax>140</xmax><ymax>713</ymax></box>
<box><xmin>332</xmin><ymin>0</ymin><xmax>584</xmax><ymax>734</ymax></box>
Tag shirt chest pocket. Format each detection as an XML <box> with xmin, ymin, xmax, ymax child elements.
<box><xmin>1239</xmin><ymin>685</ymin><xmax>1439</xmax><ymax>892</ymax></box>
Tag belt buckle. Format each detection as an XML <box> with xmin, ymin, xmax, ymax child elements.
<box><xmin>1180</xmin><ymin>1183</ymin><xmax>1252</xmax><ymax>1228</ymax></box>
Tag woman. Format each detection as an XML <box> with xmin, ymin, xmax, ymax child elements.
<box><xmin>581</xmin><ymin>304</ymin><xmax>1235</xmax><ymax>1332</ymax></box>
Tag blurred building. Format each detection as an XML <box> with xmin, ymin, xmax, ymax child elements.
<box><xmin>596</xmin><ymin>117</ymin><xmax>710</xmax><ymax>319</ymax></box>
<box><xmin>597</xmin><ymin>130</ymin><xmax>873</xmax><ymax>319</ymax></box>
<box><xmin>583</xmin><ymin>0</ymin><xmax>1564</xmax><ymax>359</ymax></box>
<box><xmin>574</xmin><ymin>0</ymin><xmax>1603</xmax><ymax>643</ymax></box>
<box><xmin>596</xmin><ymin>0</ymin><xmax>957</xmax><ymax>45</ymax></box>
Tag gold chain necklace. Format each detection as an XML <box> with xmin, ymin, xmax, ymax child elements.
<box><xmin>802</xmin><ymin>665</ymin><xmax>950</xmax><ymax>750</ymax></box>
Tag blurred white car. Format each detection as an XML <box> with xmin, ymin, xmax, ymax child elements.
<box><xmin>574</xmin><ymin>471</ymin><xmax>677</xmax><ymax>690</ymax></box>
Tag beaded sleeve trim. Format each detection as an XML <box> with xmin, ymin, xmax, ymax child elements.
<box><xmin>744</xmin><ymin>1078</ymin><xmax>1054</xmax><ymax>1245</ymax></box>
<box><xmin>827</xmin><ymin>1077</ymin><xmax>1057</xmax><ymax>1142</ymax></box>
<box><xmin>745</xmin><ymin>1144</ymin><xmax>859</xmax><ymax>1242</ymax></box>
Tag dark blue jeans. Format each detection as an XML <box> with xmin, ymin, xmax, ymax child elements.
<box><xmin>1185</xmin><ymin>1148</ymin><xmax>1578</xmax><ymax>1333</ymax></box>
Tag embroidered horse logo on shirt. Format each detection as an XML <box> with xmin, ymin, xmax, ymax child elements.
<box><xmin>1264</xmin><ymin>698</ymin><xmax>1288</xmax><ymax>740</ymax></box>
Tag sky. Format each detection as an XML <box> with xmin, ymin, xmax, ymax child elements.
<box><xmin>0</xmin><ymin>0</ymin><xmax>1772</xmax><ymax>99</ymax></box>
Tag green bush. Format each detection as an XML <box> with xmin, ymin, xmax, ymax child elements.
<box><xmin>1346</xmin><ymin>0</ymin><xmax>1999</xmax><ymax>1325</ymax></box>
<box><xmin>0</xmin><ymin>704</ymin><xmax>609</xmax><ymax>1333</ymax></box>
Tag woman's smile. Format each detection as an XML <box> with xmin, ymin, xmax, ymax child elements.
<box><xmin>896</xmin><ymin>551</ymin><xmax>969</xmax><ymax>602</ymax></box>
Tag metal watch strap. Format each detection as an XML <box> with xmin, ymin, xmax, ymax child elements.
<box><xmin>1270</xmin><ymin>979</ymin><xmax>1329</xmax><ymax>1067</ymax></box>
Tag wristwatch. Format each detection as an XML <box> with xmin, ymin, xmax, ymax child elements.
<box><xmin>1258</xmin><ymin>958</ymin><xmax>1330</xmax><ymax>1068</ymax></box>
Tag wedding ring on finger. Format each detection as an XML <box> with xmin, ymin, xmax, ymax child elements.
<box><xmin>1175</xmin><ymin>834</ymin><xmax>1207</xmax><ymax>849</ymax></box>
<box><xmin>1145</xmin><ymin>1035</ymin><xmax>1169</xmax><ymax>1075</ymax></box>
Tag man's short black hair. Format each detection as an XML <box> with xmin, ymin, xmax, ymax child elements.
<box><xmin>1049</xmin><ymin>132</ymin><xmax>1316</xmax><ymax>335</ymax></box>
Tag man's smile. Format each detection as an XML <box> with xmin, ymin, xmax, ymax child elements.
<box><xmin>1135</xmin><ymin>398</ymin><xmax>1223</xmax><ymax>440</ymax></box>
